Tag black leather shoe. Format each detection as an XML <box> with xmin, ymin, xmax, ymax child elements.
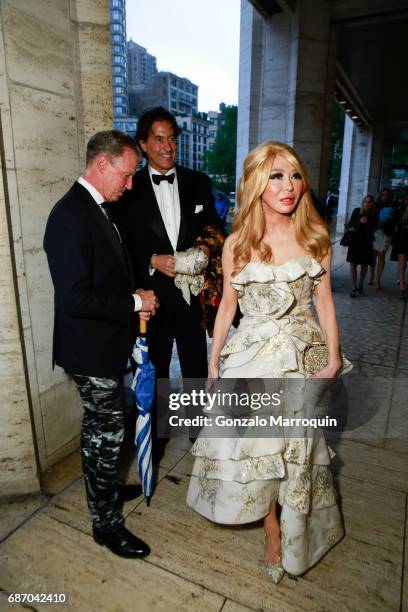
<box><xmin>117</xmin><ymin>483</ymin><xmax>143</xmax><ymax>502</ymax></box>
<box><xmin>93</xmin><ymin>526</ymin><xmax>150</xmax><ymax>558</ymax></box>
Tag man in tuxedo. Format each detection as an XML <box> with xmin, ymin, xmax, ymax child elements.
<box><xmin>120</xmin><ymin>107</ymin><xmax>221</xmax><ymax>459</ymax></box>
<box><xmin>44</xmin><ymin>130</ymin><xmax>158</xmax><ymax>558</ymax></box>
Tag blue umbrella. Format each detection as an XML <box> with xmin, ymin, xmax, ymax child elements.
<box><xmin>132</xmin><ymin>320</ymin><xmax>155</xmax><ymax>505</ymax></box>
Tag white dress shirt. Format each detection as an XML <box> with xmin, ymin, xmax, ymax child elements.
<box><xmin>77</xmin><ymin>176</ymin><xmax>142</xmax><ymax>312</ymax></box>
<box><xmin>149</xmin><ymin>166</ymin><xmax>180</xmax><ymax>251</ymax></box>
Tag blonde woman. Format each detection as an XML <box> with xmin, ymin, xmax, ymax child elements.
<box><xmin>187</xmin><ymin>141</ymin><xmax>350</xmax><ymax>582</ymax></box>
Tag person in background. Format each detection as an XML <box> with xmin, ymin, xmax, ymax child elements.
<box><xmin>213</xmin><ymin>190</ymin><xmax>229</xmax><ymax>225</ymax></box>
<box><xmin>346</xmin><ymin>195</ymin><xmax>377</xmax><ymax>297</ymax></box>
<box><xmin>390</xmin><ymin>193</ymin><xmax>408</xmax><ymax>299</ymax></box>
<box><xmin>373</xmin><ymin>188</ymin><xmax>395</xmax><ymax>289</ymax></box>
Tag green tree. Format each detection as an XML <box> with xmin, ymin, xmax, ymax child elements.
<box><xmin>204</xmin><ymin>104</ymin><xmax>237</xmax><ymax>193</ymax></box>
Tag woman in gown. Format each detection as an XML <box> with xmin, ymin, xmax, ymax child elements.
<box><xmin>187</xmin><ymin>141</ymin><xmax>351</xmax><ymax>583</ymax></box>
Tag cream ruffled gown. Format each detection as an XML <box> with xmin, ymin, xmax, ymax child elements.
<box><xmin>187</xmin><ymin>257</ymin><xmax>350</xmax><ymax>576</ymax></box>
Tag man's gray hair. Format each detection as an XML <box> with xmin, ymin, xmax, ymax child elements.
<box><xmin>86</xmin><ymin>130</ymin><xmax>140</xmax><ymax>166</ymax></box>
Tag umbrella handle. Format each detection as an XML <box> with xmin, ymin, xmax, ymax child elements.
<box><xmin>139</xmin><ymin>319</ymin><xmax>147</xmax><ymax>335</ymax></box>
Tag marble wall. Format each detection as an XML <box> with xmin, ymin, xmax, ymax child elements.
<box><xmin>0</xmin><ymin>0</ymin><xmax>113</xmax><ymax>495</ymax></box>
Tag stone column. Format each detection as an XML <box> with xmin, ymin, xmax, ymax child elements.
<box><xmin>337</xmin><ymin>116</ymin><xmax>373</xmax><ymax>232</ymax></box>
<box><xmin>380</xmin><ymin>140</ymin><xmax>394</xmax><ymax>190</ymax></box>
<box><xmin>288</xmin><ymin>0</ymin><xmax>332</xmax><ymax>191</ymax></box>
<box><xmin>236</xmin><ymin>0</ymin><xmax>264</xmax><ymax>187</ymax></box>
<box><xmin>236</xmin><ymin>0</ymin><xmax>333</xmax><ymax>194</ymax></box>
<box><xmin>366</xmin><ymin>124</ymin><xmax>384</xmax><ymax>197</ymax></box>
<box><xmin>0</xmin><ymin>0</ymin><xmax>113</xmax><ymax>496</ymax></box>
<box><xmin>0</xmin><ymin>142</ymin><xmax>40</xmax><ymax>495</ymax></box>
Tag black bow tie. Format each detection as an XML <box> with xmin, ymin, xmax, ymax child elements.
<box><xmin>152</xmin><ymin>173</ymin><xmax>175</xmax><ymax>185</ymax></box>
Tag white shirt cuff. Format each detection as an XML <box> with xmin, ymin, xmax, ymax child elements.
<box><xmin>133</xmin><ymin>294</ymin><xmax>142</xmax><ymax>312</ymax></box>
<box><xmin>149</xmin><ymin>254</ymin><xmax>156</xmax><ymax>276</ymax></box>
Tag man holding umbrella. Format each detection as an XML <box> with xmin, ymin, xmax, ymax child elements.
<box><xmin>118</xmin><ymin>107</ymin><xmax>221</xmax><ymax>463</ymax></box>
<box><xmin>44</xmin><ymin>130</ymin><xmax>158</xmax><ymax>559</ymax></box>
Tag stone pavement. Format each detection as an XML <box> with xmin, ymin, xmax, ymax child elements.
<box><xmin>0</xmin><ymin>241</ymin><xmax>407</xmax><ymax>612</ymax></box>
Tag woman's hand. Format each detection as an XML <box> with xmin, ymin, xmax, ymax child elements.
<box><xmin>311</xmin><ymin>359</ymin><xmax>342</xmax><ymax>379</ymax></box>
<box><xmin>205</xmin><ymin>363</ymin><xmax>219</xmax><ymax>392</ymax></box>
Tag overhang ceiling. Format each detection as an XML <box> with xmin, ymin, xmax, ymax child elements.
<box><xmin>336</xmin><ymin>17</ymin><xmax>408</xmax><ymax>123</ymax></box>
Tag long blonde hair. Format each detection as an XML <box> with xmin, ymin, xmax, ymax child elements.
<box><xmin>232</xmin><ymin>141</ymin><xmax>330</xmax><ymax>275</ymax></box>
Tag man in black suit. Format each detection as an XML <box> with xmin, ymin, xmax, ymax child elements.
<box><xmin>120</xmin><ymin>107</ymin><xmax>221</xmax><ymax>459</ymax></box>
<box><xmin>44</xmin><ymin>130</ymin><xmax>158</xmax><ymax>558</ymax></box>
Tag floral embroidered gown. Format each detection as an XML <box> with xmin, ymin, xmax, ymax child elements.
<box><xmin>187</xmin><ymin>257</ymin><xmax>351</xmax><ymax>576</ymax></box>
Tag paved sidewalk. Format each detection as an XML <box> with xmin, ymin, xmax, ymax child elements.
<box><xmin>0</xmin><ymin>242</ymin><xmax>407</xmax><ymax>611</ymax></box>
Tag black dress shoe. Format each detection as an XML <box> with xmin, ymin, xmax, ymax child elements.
<box><xmin>117</xmin><ymin>483</ymin><xmax>143</xmax><ymax>502</ymax></box>
<box><xmin>93</xmin><ymin>526</ymin><xmax>150</xmax><ymax>558</ymax></box>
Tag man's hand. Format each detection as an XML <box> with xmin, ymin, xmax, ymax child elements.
<box><xmin>134</xmin><ymin>289</ymin><xmax>159</xmax><ymax>319</ymax></box>
<box><xmin>151</xmin><ymin>254</ymin><xmax>176</xmax><ymax>277</ymax></box>
<box><xmin>197</xmin><ymin>244</ymin><xmax>210</xmax><ymax>257</ymax></box>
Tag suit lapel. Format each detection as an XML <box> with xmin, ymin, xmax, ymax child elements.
<box><xmin>73</xmin><ymin>183</ymin><xmax>129</xmax><ymax>279</ymax></box>
<box><xmin>176</xmin><ymin>165</ymin><xmax>191</xmax><ymax>250</ymax></box>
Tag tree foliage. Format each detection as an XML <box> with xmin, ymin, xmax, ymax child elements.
<box><xmin>204</xmin><ymin>104</ymin><xmax>237</xmax><ymax>192</ymax></box>
<box><xmin>327</xmin><ymin>101</ymin><xmax>345</xmax><ymax>192</ymax></box>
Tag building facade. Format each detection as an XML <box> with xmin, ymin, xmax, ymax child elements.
<box><xmin>0</xmin><ymin>0</ymin><xmax>114</xmax><ymax>495</ymax></box>
<box><xmin>110</xmin><ymin>0</ymin><xmax>136</xmax><ymax>135</ymax></box>
<box><xmin>127</xmin><ymin>39</ymin><xmax>157</xmax><ymax>87</ymax></box>
<box><xmin>151</xmin><ymin>72</ymin><xmax>198</xmax><ymax>116</ymax></box>
<box><xmin>207</xmin><ymin>109</ymin><xmax>222</xmax><ymax>150</ymax></box>
<box><xmin>176</xmin><ymin>112</ymin><xmax>210</xmax><ymax>171</ymax></box>
<box><xmin>110</xmin><ymin>0</ymin><xmax>128</xmax><ymax>120</ymax></box>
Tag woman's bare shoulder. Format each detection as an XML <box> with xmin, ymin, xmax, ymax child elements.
<box><xmin>224</xmin><ymin>232</ymin><xmax>239</xmax><ymax>252</ymax></box>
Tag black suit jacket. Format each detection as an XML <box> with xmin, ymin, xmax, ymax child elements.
<box><xmin>118</xmin><ymin>164</ymin><xmax>220</xmax><ymax>306</ymax></box>
<box><xmin>43</xmin><ymin>182</ymin><xmax>136</xmax><ymax>377</ymax></box>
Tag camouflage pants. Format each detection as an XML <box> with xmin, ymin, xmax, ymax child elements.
<box><xmin>73</xmin><ymin>374</ymin><xmax>124</xmax><ymax>532</ymax></box>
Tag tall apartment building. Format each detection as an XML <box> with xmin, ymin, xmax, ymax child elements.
<box><xmin>127</xmin><ymin>69</ymin><xmax>199</xmax><ymax>120</ymax></box>
<box><xmin>207</xmin><ymin>109</ymin><xmax>222</xmax><ymax>150</ymax></box>
<box><xmin>110</xmin><ymin>0</ymin><xmax>128</xmax><ymax>119</ymax></box>
<box><xmin>155</xmin><ymin>72</ymin><xmax>198</xmax><ymax>115</ymax></box>
<box><xmin>127</xmin><ymin>39</ymin><xmax>158</xmax><ymax>86</ymax></box>
<box><xmin>176</xmin><ymin>112</ymin><xmax>209</xmax><ymax>171</ymax></box>
<box><xmin>110</xmin><ymin>0</ymin><xmax>137</xmax><ymax>135</ymax></box>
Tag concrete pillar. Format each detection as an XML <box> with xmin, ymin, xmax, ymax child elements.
<box><xmin>0</xmin><ymin>0</ymin><xmax>113</xmax><ymax>496</ymax></box>
<box><xmin>236</xmin><ymin>0</ymin><xmax>334</xmax><ymax>194</ymax></box>
<box><xmin>380</xmin><ymin>141</ymin><xmax>394</xmax><ymax>190</ymax></box>
<box><xmin>0</xmin><ymin>142</ymin><xmax>40</xmax><ymax>495</ymax></box>
<box><xmin>337</xmin><ymin>116</ymin><xmax>373</xmax><ymax>232</ymax></box>
<box><xmin>288</xmin><ymin>1</ymin><xmax>332</xmax><ymax>191</ymax></box>
<box><xmin>236</xmin><ymin>0</ymin><xmax>264</xmax><ymax>187</ymax></box>
<box><xmin>367</xmin><ymin>124</ymin><xmax>384</xmax><ymax>197</ymax></box>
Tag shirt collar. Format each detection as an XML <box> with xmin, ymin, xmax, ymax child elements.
<box><xmin>148</xmin><ymin>165</ymin><xmax>176</xmax><ymax>179</ymax></box>
<box><xmin>77</xmin><ymin>176</ymin><xmax>105</xmax><ymax>205</ymax></box>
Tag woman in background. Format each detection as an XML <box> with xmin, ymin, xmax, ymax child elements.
<box><xmin>373</xmin><ymin>188</ymin><xmax>395</xmax><ymax>289</ymax></box>
<box><xmin>390</xmin><ymin>193</ymin><xmax>408</xmax><ymax>298</ymax></box>
<box><xmin>346</xmin><ymin>195</ymin><xmax>377</xmax><ymax>297</ymax></box>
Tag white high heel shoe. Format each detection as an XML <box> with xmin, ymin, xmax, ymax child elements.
<box><xmin>265</xmin><ymin>561</ymin><xmax>285</xmax><ymax>584</ymax></box>
<box><xmin>264</xmin><ymin>534</ymin><xmax>285</xmax><ymax>584</ymax></box>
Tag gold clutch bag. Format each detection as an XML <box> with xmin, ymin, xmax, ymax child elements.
<box><xmin>303</xmin><ymin>343</ymin><xmax>329</xmax><ymax>375</ymax></box>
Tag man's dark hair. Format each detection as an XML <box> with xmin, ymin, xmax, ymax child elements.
<box><xmin>86</xmin><ymin>130</ymin><xmax>139</xmax><ymax>166</ymax></box>
<box><xmin>135</xmin><ymin>106</ymin><xmax>181</xmax><ymax>151</ymax></box>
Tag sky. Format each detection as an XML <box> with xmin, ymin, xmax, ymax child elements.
<box><xmin>126</xmin><ymin>0</ymin><xmax>241</xmax><ymax>112</ymax></box>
